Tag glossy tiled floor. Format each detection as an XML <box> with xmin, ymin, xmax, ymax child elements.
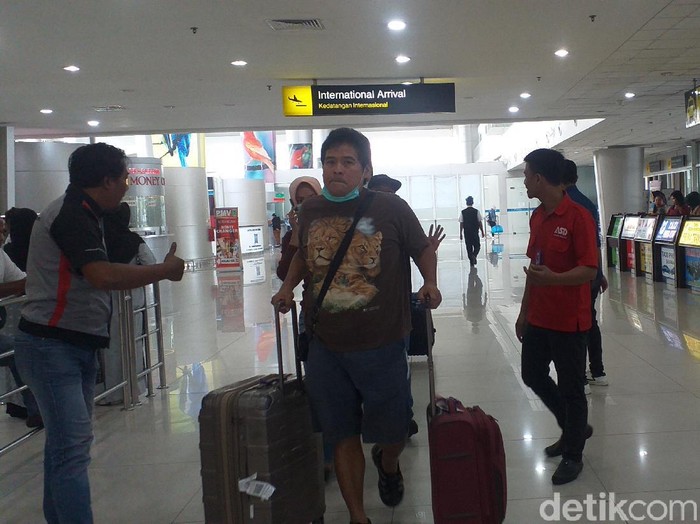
<box><xmin>2</xmin><ymin>235</ymin><xmax>700</xmax><ymax>523</ymax></box>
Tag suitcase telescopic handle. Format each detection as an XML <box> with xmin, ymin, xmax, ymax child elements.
<box><xmin>425</xmin><ymin>301</ymin><xmax>439</xmax><ymax>417</ymax></box>
<box><xmin>273</xmin><ymin>301</ymin><xmax>303</xmax><ymax>396</ymax></box>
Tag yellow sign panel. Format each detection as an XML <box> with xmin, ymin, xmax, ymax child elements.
<box><xmin>684</xmin><ymin>333</ymin><xmax>700</xmax><ymax>360</ymax></box>
<box><xmin>679</xmin><ymin>220</ymin><xmax>700</xmax><ymax>247</ymax></box>
<box><xmin>282</xmin><ymin>86</ymin><xmax>313</xmax><ymax>116</ymax></box>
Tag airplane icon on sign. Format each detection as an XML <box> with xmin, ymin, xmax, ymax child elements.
<box><xmin>288</xmin><ymin>95</ymin><xmax>305</xmax><ymax>105</ymax></box>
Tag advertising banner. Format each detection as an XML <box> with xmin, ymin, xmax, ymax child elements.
<box><xmin>627</xmin><ymin>240</ymin><xmax>635</xmax><ymax>270</ymax></box>
<box><xmin>621</xmin><ymin>216</ymin><xmax>639</xmax><ymax>240</ymax></box>
<box><xmin>214</xmin><ymin>207</ymin><xmax>241</xmax><ymax>271</ymax></box>
<box><xmin>655</xmin><ymin>217</ymin><xmax>682</xmax><ymax>243</ymax></box>
<box><xmin>679</xmin><ymin>219</ymin><xmax>700</xmax><ymax>247</ymax></box>
<box><xmin>660</xmin><ymin>246</ymin><xmax>676</xmax><ymax>280</ymax></box>
<box><xmin>216</xmin><ymin>273</ymin><xmax>244</xmax><ymax>332</ymax></box>
<box><xmin>685</xmin><ymin>88</ymin><xmax>699</xmax><ymax>128</ymax></box>
<box><xmin>283</xmin><ymin>83</ymin><xmax>455</xmax><ymax>117</ymax></box>
<box><xmin>239</xmin><ymin>225</ymin><xmax>265</xmax><ymax>254</ymax></box>
<box><xmin>634</xmin><ymin>217</ymin><xmax>656</xmax><ymax>241</ymax></box>
<box><xmin>685</xmin><ymin>247</ymin><xmax>700</xmax><ymax>289</ymax></box>
<box><xmin>640</xmin><ymin>243</ymin><xmax>653</xmax><ymax>274</ymax></box>
<box><xmin>243</xmin><ymin>131</ymin><xmax>276</xmax><ymax>182</ymax></box>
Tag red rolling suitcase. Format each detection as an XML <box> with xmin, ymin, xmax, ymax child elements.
<box><xmin>198</xmin><ymin>303</ymin><xmax>325</xmax><ymax>523</ymax></box>
<box><xmin>426</xmin><ymin>310</ymin><xmax>507</xmax><ymax>524</ymax></box>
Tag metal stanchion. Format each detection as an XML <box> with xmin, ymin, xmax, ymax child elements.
<box><xmin>152</xmin><ymin>282</ymin><xmax>168</xmax><ymax>390</ymax></box>
<box><xmin>1</xmin><ymin>283</ymin><xmax>170</xmax><ymax>456</ymax></box>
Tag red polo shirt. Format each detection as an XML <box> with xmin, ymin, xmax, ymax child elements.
<box><xmin>526</xmin><ymin>194</ymin><xmax>598</xmax><ymax>332</ymax></box>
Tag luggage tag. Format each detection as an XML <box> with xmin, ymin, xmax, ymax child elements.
<box><xmin>238</xmin><ymin>472</ymin><xmax>276</xmax><ymax>501</ymax></box>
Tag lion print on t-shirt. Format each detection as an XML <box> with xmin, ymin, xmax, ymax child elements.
<box><xmin>307</xmin><ymin>217</ymin><xmax>382</xmax><ymax>311</ymax></box>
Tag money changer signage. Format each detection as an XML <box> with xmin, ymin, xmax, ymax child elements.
<box><xmin>283</xmin><ymin>83</ymin><xmax>455</xmax><ymax>117</ymax></box>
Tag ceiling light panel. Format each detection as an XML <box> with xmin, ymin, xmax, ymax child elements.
<box><xmin>388</xmin><ymin>20</ymin><xmax>406</xmax><ymax>31</ymax></box>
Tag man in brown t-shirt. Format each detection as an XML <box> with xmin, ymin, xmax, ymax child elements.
<box><xmin>272</xmin><ymin>128</ymin><xmax>441</xmax><ymax>524</ymax></box>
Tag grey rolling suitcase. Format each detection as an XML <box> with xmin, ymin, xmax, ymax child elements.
<box><xmin>199</xmin><ymin>303</ymin><xmax>325</xmax><ymax>523</ymax></box>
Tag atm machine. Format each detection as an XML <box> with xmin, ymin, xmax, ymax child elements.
<box><xmin>678</xmin><ymin>217</ymin><xmax>700</xmax><ymax>291</ymax></box>
<box><xmin>653</xmin><ymin>215</ymin><xmax>684</xmax><ymax>286</ymax></box>
<box><xmin>606</xmin><ymin>214</ymin><xmax>624</xmax><ymax>269</ymax></box>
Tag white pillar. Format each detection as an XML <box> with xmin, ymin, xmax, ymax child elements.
<box><xmin>221</xmin><ymin>178</ymin><xmax>268</xmax><ymax>247</ymax></box>
<box><xmin>0</xmin><ymin>127</ymin><xmax>15</xmax><ymax>212</ymax></box>
<box><xmin>163</xmin><ymin>167</ymin><xmax>212</xmax><ymax>260</ymax></box>
<box><xmin>313</xmin><ymin>129</ymin><xmax>331</xmax><ymax>168</ymax></box>
<box><xmin>455</xmin><ymin>124</ymin><xmax>479</xmax><ymax>164</ymax></box>
<box><xmin>15</xmin><ymin>142</ymin><xmax>78</xmax><ymax>211</ymax></box>
<box><xmin>593</xmin><ymin>147</ymin><xmax>645</xmax><ymax>229</ymax></box>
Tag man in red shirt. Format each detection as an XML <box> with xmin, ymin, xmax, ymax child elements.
<box><xmin>515</xmin><ymin>149</ymin><xmax>598</xmax><ymax>485</ymax></box>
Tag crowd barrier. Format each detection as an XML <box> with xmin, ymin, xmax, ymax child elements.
<box><xmin>0</xmin><ymin>282</ymin><xmax>167</xmax><ymax>457</ymax></box>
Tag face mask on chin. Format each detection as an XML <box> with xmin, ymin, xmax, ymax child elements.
<box><xmin>321</xmin><ymin>186</ymin><xmax>360</xmax><ymax>202</ymax></box>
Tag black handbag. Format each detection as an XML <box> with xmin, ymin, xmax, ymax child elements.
<box><xmin>298</xmin><ymin>192</ymin><xmax>375</xmax><ymax>361</ymax></box>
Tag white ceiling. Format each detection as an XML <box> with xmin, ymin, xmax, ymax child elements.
<box><xmin>2</xmin><ymin>0</ymin><xmax>700</xmax><ymax>165</ymax></box>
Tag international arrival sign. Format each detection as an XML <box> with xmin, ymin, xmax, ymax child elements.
<box><xmin>283</xmin><ymin>83</ymin><xmax>455</xmax><ymax>117</ymax></box>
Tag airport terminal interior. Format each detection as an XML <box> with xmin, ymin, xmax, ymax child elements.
<box><xmin>3</xmin><ymin>1</ymin><xmax>700</xmax><ymax>523</ymax></box>
<box><xmin>2</xmin><ymin>234</ymin><xmax>700</xmax><ymax>523</ymax></box>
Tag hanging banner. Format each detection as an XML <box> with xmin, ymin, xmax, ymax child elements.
<box><xmin>289</xmin><ymin>143</ymin><xmax>313</xmax><ymax>169</ymax></box>
<box><xmin>685</xmin><ymin>88</ymin><xmax>699</xmax><ymax>128</ymax></box>
<box><xmin>282</xmin><ymin>83</ymin><xmax>455</xmax><ymax>117</ymax></box>
<box><xmin>243</xmin><ymin>131</ymin><xmax>276</xmax><ymax>182</ymax></box>
<box><xmin>215</xmin><ymin>207</ymin><xmax>241</xmax><ymax>271</ymax></box>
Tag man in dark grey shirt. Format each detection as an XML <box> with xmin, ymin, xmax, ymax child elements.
<box><xmin>14</xmin><ymin>143</ymin><xmax>184</xmax><ymax>524</ymax></box>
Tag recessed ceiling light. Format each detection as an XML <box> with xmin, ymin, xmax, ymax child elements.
<box><xmin>624</xmin><ymin>92</ymin><xmax>636</xmax><ymax>99</ymax></box>
<box><xmin>87</xmin><ymin>120</ymin><xmax>100</xmax><ymax>127</ymax></box>
<box><xmin>387</xmin><ymin>20</ymin><xmax>406</xmax><ymax>31</ymax></box>
<box><xmin>554</xmin><ymin>49</ymin><xmax>569</xmax><ymax>58</ymax></box>
<box><xmin>401</xmin><ymin>81</ymin><xmax>413</xmax><ymax>85</ymax></box>
<box><xmin>395</xmin><ymin>55</ymin><xmax>411</xmax><ymax>64</ymax></box>
<box><xmin>509</xmin><ymin>106</ymin><xmax>519</xmax><ymax>113</ymax></box>
<box><xmin>40</xmin><ymin>109</ymin><xmax>53</xmax><ymax>114</ymax></box>
<box><xmin>520</xmin><ymin>92</ymin><xmax>531</xmax><ymax>99</ymax></box>
<box><xmin>231</xmin><ymin>60</ymin><xmax>247</xmax><ymax>67</ymax></box>
<box><xmin>63</xmin><ymin>65</ymin><xmax>80</xmax><ymax>72</ymax></box>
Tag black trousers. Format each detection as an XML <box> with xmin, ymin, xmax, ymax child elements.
<box><xmin>464</xmin><ymin>234</ymin><xmax>480</xmax><ymax>264</ymax></box>
<box><xmin>521</xmin><ymin>326</ymin><xmax>588</xmax><ymax>461</ymax></box>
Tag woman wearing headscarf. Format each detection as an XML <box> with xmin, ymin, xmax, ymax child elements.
<box><xmin>276</xmin><ymin>176</ymin><xmax>322</xmax><ymax>280</ymax></box>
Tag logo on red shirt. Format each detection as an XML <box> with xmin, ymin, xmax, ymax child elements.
<box><xmin>554</xmin><ymin>226</ymin><xmax>568</xmax><ymax>239</ymax></box>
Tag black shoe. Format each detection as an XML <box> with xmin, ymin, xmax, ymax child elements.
<box><xmin>552</xmin><ymin>458</ymin><xmax>583</xmax><ymax>485</ymax></box>
<box><xmin>26</xmin><ymin>414</ymin><xmax>43</xmax><ymax>429</ymax></box>
<box><xmin>371</xmin><ymin>445</ymin><xmax>404</xmax><ymax>507</ymax></box>
<box><xmin>6</xmin><ymin>402</ymin><xmax>28</xmax><ymax>419</ymax></box>
<box><xmin>407</xmin><ymin>419</ymin><xmax>419</xmax><ymax>438</ymax></box>
<box><xmin>544</xmin><ymin>424</ymin><xmax>593</xmax><ymax>457</ymax></box>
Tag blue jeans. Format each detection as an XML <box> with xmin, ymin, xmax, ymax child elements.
<box><xmin>14</xmin><ymin>332</ymin><xmax>98</xmax><ymax>524</ymax></box>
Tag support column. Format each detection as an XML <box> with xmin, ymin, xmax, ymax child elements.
<box><xmin>0</xmin><ymin>127</ymin><xmax>15</xmax><ymax>212</ymax></box>
<box><xmin>593</xmin><ymin>146</ymin><xmax>645</xmax><ymax>230</ymax></box>
<box><xmin>313</xmin><ymin>129</ymin><xmax>331</xmax><ymax>168</ymax></box>
<box><xmin>455</xmin><ymin>124</ymin><xmax>479</xmax><ymax>164</ymax></box>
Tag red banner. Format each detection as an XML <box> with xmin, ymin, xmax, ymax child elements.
<box><xmin>215</xmin><ymin>207</ymin><xmax>241</xmax><ymax>271</ymax></box>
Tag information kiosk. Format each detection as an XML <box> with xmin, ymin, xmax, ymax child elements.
<box><xmin>619</xmin><ymin>215</ymin><xmax>640</xmax><ymax>273</ymax></box>
<box><xmin>633</xmin><ymin>215</ymin><xmax>659</xmax><ymax>278</ymax></box>
<box><xmin>653</xmin><ymin>216</ymin><xmax>684</xmax><ymax>286</ymax></box>
<box><xmin>678</xmin><ymin>217</ymin><xmax>700</xmax><ymax>291</ymax></box>
<box><xmin>606</xmin><ymin>214</ymin><xmax>624</xmax><ymax>269</ymax></box>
